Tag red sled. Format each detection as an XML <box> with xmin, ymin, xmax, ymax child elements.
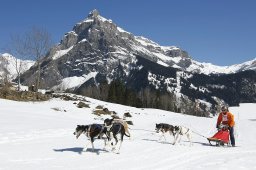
<box><xmin>207</xmin><ymin>128</ymin><xmax>230</xmax><ymax>146</ymax></box>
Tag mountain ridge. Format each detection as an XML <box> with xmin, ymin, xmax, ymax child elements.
<box><xmin>11</xmin><ymin>9</ymin><xmax>256</xmax><ymax>115</ymax></box>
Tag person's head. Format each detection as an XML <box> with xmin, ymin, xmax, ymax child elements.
<box><xmin>221</xmin><ymin>106</ymin><xmax>228</xmax><ymax>114</ymax></box>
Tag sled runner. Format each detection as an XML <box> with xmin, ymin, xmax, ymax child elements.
<box><xmin>207</xmin><ymin>125</ymin><xmax>230</xmax><ymax>146</ymax></box>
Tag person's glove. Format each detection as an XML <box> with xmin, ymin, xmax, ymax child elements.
<box><xmin>227</xmin><ymin>126</ymin><xmax>231</xmax><ymax>130</ymax></box>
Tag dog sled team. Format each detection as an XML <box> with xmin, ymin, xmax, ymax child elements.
<box><xmin>73</xmin><ymin>105</ymin><xmax>236</xmax><ymax>153</ymax></box>
<box><xmin>73</xmin><ymin>117</ymin><xmax>131</xmax><ymax>154</ymax></box>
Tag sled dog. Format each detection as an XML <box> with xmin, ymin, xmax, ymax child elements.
<box><xmin>104</xmin><ymin>118</ymin><xmax>131</xmax><ymax>137</ymax></box>
<box><xmin>173</xmin><ymin>126</ymin><xmax>192</xmax><ymax>146</ymax></box>
<box><xmin>104</xmin><ymin>118</ymin><xmax>130</xmax><ymax>153</ymax></box>
<box><xmin>155</xmin><ymin>123</ymin><xmax>176</xmax><ymax>142</ymax></box>
<box><xmin>73</xmin><ymin>124</ymin><xmax>107</xmax><ymax>151</ymax></box>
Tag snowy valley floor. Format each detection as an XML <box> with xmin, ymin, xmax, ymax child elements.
<box><xmin>0</xmin><ymin>96</ymin><xmax>256</xmax><ymax>170</ymax></box>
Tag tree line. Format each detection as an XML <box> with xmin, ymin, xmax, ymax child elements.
<box><xmin>75</xmin><ymin>79</ymin><xmax>210</xmax><ymax>117</ymax></box>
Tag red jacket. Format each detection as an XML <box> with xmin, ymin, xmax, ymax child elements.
<box><xmin>217</xmin><ymin>111</ymin><xmax>235</xmax><ymax>127</ymax></box>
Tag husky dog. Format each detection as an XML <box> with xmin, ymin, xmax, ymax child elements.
<box><xmin>104</xmin><ymin>118</ymin><xmax>130</xmax><ymax>153</ymax></box>
<box><xmin>113</xmin><ymin>118</ymin><xmax>131</xmax><ymax>137</ymax></box>
<box><xmin>73</xmin><ymin>124</ymin><xmax>107</xmax><ymax>151</ymax></box>
<box><xmin>173</xmin><ymin>126</ymin><xmax>192</xmax><ymax>146</ymax></box>
<box><xmin>155</xmin><ymin>123</ymin><xmax>176</xmax><ymax>142</ymax></box>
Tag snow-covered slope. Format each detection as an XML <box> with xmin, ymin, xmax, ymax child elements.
<box><xmin>187</xmin><ymin>58</ymin><xmax>256</xmax><ymax>74</ymax></box>
<box><xmin>0</xmin><ymin>95</ymin><xmax>256</xmax><ymax>170</ymax></box>
<box><xmin>0</xmin><ymin>53</ymin><xmax>34</xmax><ymax>80</ymax></box>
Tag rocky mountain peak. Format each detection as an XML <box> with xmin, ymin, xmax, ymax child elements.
<box><xmin>88</xmin><ymin>9</ymin><xmax>100</xmax><ymax>18</ymax></box>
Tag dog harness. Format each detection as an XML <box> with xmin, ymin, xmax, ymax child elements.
<box><xmin>86</xmin><ymin>125</ymin><xmax>91</xmax><ymax>137</ymax></box>
<box><xmin>86</xmin><ymin>124</ymin><xmax>104</xmax><ymax>138</ymax></box>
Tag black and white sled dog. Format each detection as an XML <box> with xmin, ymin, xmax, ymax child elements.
<box><xmin>104</xmin><ymin>118</ymin><xmax>130</xmax><ymax>153</ymax></box>
<box><xmin>108</xmin><ymin>118</ymin><xmax>131</xmax><ymax>138</ymax></box>
<box><xmin>155</xmin><ymin>123</ymin><xmax>176</xmax><ymax>142</ymax></box>
<box><xmin>173</xmin><ymin>126</ymin><xmax>192</xmax><ymax>146</ymax></box>
<box><xmin>73</xmin><ymin>124</ymin><xmax>107</xmax><ymax>152</ymax></box>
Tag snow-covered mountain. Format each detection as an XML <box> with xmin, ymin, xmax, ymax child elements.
<box><xmin>20</xmin><ymin>10</ymin><xmax>256</xmax><ymax>115</ymax></box>
<box><xmin>187</xmin><ymin>58</ymin><xmax>256</xmax><ymax>74</ymax></box>
<box><xmin>0</xmin><ymin>53</ymin><xmax>34</xmax><ymax>81</ymax></box>
<box><xmin>21</xmin><ymin>10</ymin><xmax>255</xmax><ymax>86</ymax></box>
<box><xmin>47</xmin><ymin>9</ymin><xmax>256</xmax><ymax>75</ymax></box>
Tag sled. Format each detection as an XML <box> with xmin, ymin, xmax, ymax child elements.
<box><xmin>207</xmin><ymin>126</ymin><xmax>230</xmax><ymax>146</ymax></box>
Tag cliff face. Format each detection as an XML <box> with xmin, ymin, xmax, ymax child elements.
<box><xmin>20</xmin><ymin>10</ymin><xmax>191</xmax><ymax>88</ymax></box>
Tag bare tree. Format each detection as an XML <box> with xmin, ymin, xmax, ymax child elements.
<box><xmin>8</xmin><ymin>34</ymin><xmax>28</xmax><ymax>91</ymax></box>
<box><xmin>9</xmin><ymin>27</ymin><xmax>52</xmax><ymax>90</ymax></box>
<box><xmin>25</xmin><ymin>27</ymin><xmax>52</xmax><ymax>90</ymax></box>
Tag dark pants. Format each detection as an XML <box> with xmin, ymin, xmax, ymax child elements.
<box><xmin>229</xmin><ymin>126</ymin><xmax>235</xmax><ymax>146</ymax></box>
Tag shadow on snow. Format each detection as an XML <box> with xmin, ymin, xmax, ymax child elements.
<box><xmin>53</xmin><ymin>147</ymin><xmax>108</xmax><ymax>155</ymax></box>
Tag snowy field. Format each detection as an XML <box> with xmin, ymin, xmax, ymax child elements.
<box><xmin>0</xmin><ymin>96</ymin><xmax>256</xmax><ymax>170</ymax></box>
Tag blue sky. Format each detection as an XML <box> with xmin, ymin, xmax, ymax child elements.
<box><xmin>0</xmin><ymin>0</ymin><xmax>255</xmax><ymax>66</ymax></box>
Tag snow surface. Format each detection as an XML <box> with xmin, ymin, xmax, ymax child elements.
<box><xmin>117</xmin><ymin>27</ymin><xmax>130</xmax><ymax>34</ymax></box>
<box><xmin>52</xmin><ymin>46</ymin><xmax>73</xmax><ymax>60</ymax></box>
<box><xmin>187</xmin><ymin>58</ymin><xmax>256</xmax><ymax>75</ymax></box>
<box><xmin>1</xmin><ymin>96</ymin><xmax>256</xmax><ymax>170</ymax></box>
<box><xmin>135</xmin><ymin>36</ymin><xmax>160</xmax><ymax>47</ymax></box>
<box><xmin>51</xmin><ymin>72</ymin><xmax>98</xmax><ymax>91</ymax></box>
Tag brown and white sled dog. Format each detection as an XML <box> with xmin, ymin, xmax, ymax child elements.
<box><xmin>104</xmin><ymin>118</ymin><xmax>130</xmax><ymax>153</ymax></box>
<box><xmin>105</xmin><ymin>118</ymin><xmax>131</xmax><ymax>138</ymax></box>
<box><xmin>173</xmin><ymin>126</ymin><xmax>192</xmax><ymax>146</ymax></box>
<box><xmin>112</xmin><ymin>118</ymin><xmax>131</xmax><ymax>138</ymax></box>
<box><xmin>155</xmin><ymin>123</ymin><xmax>176</xmax><ymax>142</ymax></box>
